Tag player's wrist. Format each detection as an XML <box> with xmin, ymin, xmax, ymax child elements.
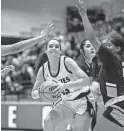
<box><xmin>81</xmin><ymin>13</ymin><xmax>88</xmax><ymax>19</ymax></box>
<box><xmin>31</xmin><ymin>90</ymin><xmax>40</xmax><ymax>99</ymax></box>
<box><xmin>61</xmin><ymin>83</ymin><xmax>66</xmax><ymax>90</ymax></box>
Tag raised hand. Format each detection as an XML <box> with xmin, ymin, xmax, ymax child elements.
<box><xmin>76</xmin><ymin>0</ymin><xmax>87</xmax><ymax>16</ymax></box>
<box><xmin>1</xmin><ymin>65</ymin><xmax>15</xmax><ymax>76</ymax></box>
<box><xmin>40</xmin><ymin>23</ymin><xmax>54</xmax><ymax>38</ymax></box>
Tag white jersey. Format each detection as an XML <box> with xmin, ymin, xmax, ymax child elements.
<box><xmin>43</xmin><ymin>56</ymin><xmax>95</xmax><ymax>115</ymax></box>
<box><xmin>43</xmin><ymin>55</ymin><xmax>78</xmax><ymax>82</ymax></box>
<box><xmin>43</xmin><ymin>55</ymin><xmax>79</xmax><ymax>100</ymax></box>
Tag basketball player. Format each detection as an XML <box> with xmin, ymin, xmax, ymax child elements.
<box><xmin>73</xmin><ymin>39</ymin><xmax>101</xmax><ymax>131</ymax></box>
<box><xmin>1</xmin><ymin>23</ymin><xmax>53</xmax><ymax>76</ymax></box>
<box><xmin>34</xmin><ymin>49</ymin><xmax>69</xmax><ymax>131</ymax></box>
<box><xmin>32</xmin><ymin>39</ymin><xmax>95</xmax><ymax>131</ymax></box>
<box><xmin>76</xmin><ymin>0</ymin><xmax>124</xmax><ymax>130</ymax></box>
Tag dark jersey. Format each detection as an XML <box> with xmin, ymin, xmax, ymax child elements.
<box><xmin>98</xmin><ymin>45</ymin><xmax>124</xmax><ymax>104</ymax></box>
<box><xmin>75</xmin><ymin>55</ymin><xmax>98</xmax><ymax>80</ymax></box>
<box><xmin>75</xmin><ymin>55</ymin><xmax>99</xmax><ymax>130</ymax></box>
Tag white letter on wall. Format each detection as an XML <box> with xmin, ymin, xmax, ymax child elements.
<box><xmin>42</xmin><ymin>106</ymin><xmax>52</xmax><ymax>128</ymax></box>
<box><xmin>8</xmin><ymin>106</ymin><xmax>17</xmax><ymax>128</ymax></box>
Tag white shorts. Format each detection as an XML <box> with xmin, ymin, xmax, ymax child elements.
<box><xmin>56</xmin><ymin>92</ymin><xmax>95</xmax><ymax>115</ymax></box>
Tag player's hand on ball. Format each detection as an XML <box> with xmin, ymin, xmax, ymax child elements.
<box><xmin>76</xmin><ymin>0</ymin><xmax>87</xmax><ymax>16</ymax></box>
<box><xmin>52</xmin><ymin>83</ymin><xmax>65</xmax><ymax>95</ymax></box>
<box><xmin>31</xmin><ymin>90</ymin><xmax>40</xmax><ymax>99</ymax></box>
<box><xmin>38</xmin><ymin>81</ymin><xmax>61</xmax><ymax>103</ymax></box>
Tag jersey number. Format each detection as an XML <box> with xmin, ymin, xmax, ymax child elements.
<box><xmin>61</xmin><ymin>89</ymin><xmax>70</xmax><ymax>95</ymax></box>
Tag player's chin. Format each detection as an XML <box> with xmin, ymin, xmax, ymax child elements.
<box><xmin>51</xmin><ymin>52</ymin><xmax>59</xmax><ymax>57</ymax></box>
<box><xmin>89</xmin><ymin>53</ymin><xmax>95</xmax><ymax>58</ymax></box>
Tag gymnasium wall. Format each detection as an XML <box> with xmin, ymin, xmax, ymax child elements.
<box><xmin>2</xmin><ymin>102</ymin><xmax>123</xmax><ymax>131</ymax></box>
<box><xmin>1</xmin><ymin>102</ymin><xmax>52</xmax><ymax>131</ymax></box>
<box><xmin>2</xmin><ymin>0</ymin><xmax>124</xmax><ymax>36</ymax></box>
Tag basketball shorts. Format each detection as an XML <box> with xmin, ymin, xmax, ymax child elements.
<box><xmin>56</xmin><ymin>91</ymin><xmax>95</xmax><ymax>116</ymax></box>
<box><xmin>103</xmin><ymin>100</ymin><xmax>124</xmax><ymax>127</ymax></box>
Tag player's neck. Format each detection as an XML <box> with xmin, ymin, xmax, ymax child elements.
<box><xmin>48</xmin><ymin>57</ymin><xmax>60</xmax><ymax>70</ymax></box>
<box><xmin>85</xmin><ymin>56</ymin><xmax>92</xmax><ymax>64</ymax></box>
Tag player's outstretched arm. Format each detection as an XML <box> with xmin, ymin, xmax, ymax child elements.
<box><xmin>76</xmin><ymin>0</ymin><xmax>101</xmax><ymax>52</ymax></box>
<box><xmin>1</xmin><ymin>23</ymin><xmax>54</xmax><ymax>56</ymax></box>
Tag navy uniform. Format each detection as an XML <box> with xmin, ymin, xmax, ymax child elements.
<box><xmin>98</xmin><ymin>45</ymin><xmax>124</xmax><ymax>127</ymax></box>
<box><xmin>75</xmin><ymin>55</ymin><xmax>98</xmax><ymax>80</ymax></box>
<box><xmin>75</xmin><ymin>55</ymin><xmax>99</xmax><ymax>130</ymax></box>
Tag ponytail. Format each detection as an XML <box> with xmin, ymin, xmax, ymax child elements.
<box><xmin>35</xmin><ymin>52</ymin><xmax>48</xmax><ymax>74</ymax></box>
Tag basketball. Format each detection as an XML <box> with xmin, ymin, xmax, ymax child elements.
<box><xmin>39</xmin><ymin>81</ymin><xmax>61</xmax><ymax>103</ymax></box>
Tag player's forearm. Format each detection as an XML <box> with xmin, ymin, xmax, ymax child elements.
<box><xmin>64</xmin><ymin>77</ymin><xmax>91</xmax><ymax>92</ymax></box>
<box><xmin>81</xmin><ymin>14</ymin><xmax>95</xmax><ymax>40</ymax></box>
<box><xmin>81</xmin><ymin>14</ymin><xmax>100</xmax><ymax>51</ymax></box>
<box><xmin>12</xmin><ymin>35</ymin><xmax>45</xmax><ymax>54</ymax></box>
<box><xmin>31</xmin><ymin>82</ymin><xmax>41</xmax><ymax>99</ymax></box>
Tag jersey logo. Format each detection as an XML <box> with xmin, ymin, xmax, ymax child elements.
<box><xmin>61</xmin><ymin>89</ymin><xmax>70</xmax><ymax>95</ymax></box>
<box><xmin>59</xmin><ymin>77</ymin><xmax>70</xmax><ymax>83</ymax></box>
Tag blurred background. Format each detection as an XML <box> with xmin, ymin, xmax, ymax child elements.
<box><xmin>1</xmin><ymin>0</ymin><xmax>124</xmax><ymax>131</ymax></box>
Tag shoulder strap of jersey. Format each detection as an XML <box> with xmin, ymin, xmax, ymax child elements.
<box><xmin>42</xmin><ymin>64</ymin><xmax>46</xmax><ymax>81</ymax></box>
<box><xmin>64</xmin><ymin>56</ymin><xmax>72</xmax><ymax>74</ymax></box>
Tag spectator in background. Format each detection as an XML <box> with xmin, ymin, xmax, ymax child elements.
<box><xmin>1</xmin><ymin>65</ymin><xmax>15</xmax><ymax>77</ymax></box>
<box><xmin>115</xmin><ymin>24</ymin><xmax>124</xmax><ymax>38</ymax></box>
<box><xmin>19</xmin><ymin>64</ymin><xmax>34</xmax><ymax>88</ymax></box>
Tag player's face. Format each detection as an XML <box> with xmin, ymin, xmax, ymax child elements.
<box><xmin>83</xmin><ymin>40</ymin><xmax>96</xmax><ymax>58</ymax></box>
<box><xmin>46</xmin><ymin>40</ymin><xmax>61</xmax><ymax>58</ymax></box>
<box><xmin>101</xmin><ymin>38</ymin><xmax>118</xmax><ymax>52</ymax></box>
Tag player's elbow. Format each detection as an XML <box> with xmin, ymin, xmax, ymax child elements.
<box><xmin>31</xmin><ymin>90</ymin><xmax>40</xmax><ymax>99</ymax></box>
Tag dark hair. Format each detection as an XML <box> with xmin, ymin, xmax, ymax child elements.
<box><xmin>110</xmin><ymin>33</ymin><xmax>124</xmax><ymax>55</ymax></box>
<box><xmin>80</xmin><ymin>39</ymin><xmax>88</xmax><ymax>52</ymax></box>
<box><xmin>76</xmin><ymin>39</ymin><xmax>88</xmax><ymax>58</ymax></box>
<box><xmin>100</xmin><ymin>33</ymin><xmax>124</xmax><ymax>56</ymax></box>
<box><xmin>35</xmin><ymin>52</ymin><xmax>48</xmax><ymax>74</ymax></box>
<box><xmin>35</xmin><ymin>39</ymin><xmax>62</xmax><ymax>73</ymax></box>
